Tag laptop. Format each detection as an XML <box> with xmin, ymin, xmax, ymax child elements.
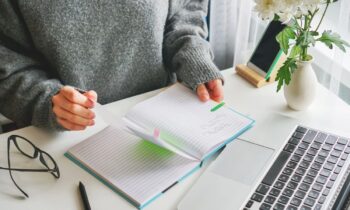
<box><xmin>178</xmin><ymin>115</ymin><xmax>350</xmax><ymax>210</ymax></box>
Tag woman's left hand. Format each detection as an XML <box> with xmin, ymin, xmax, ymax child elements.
<box><xmin>196</xmin><ymin>79</ymin><xmax>224</xmax><ymax>102</ymax></box>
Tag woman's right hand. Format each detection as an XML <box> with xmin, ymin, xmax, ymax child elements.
<box><xmin>52</xmin><ymin>86</ymin><xmax>97</xmax><ymax>130</ymax></box>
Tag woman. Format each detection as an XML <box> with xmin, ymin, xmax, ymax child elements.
<box><xmin>0</xmin><ymin>0</ymin><xmax>224</xmax><ymax>131</ymax></box>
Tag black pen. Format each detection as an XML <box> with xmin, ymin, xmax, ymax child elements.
<box><xmin>75</xmin><ymin>87</ymin><xmax>88</xmax><ymax>94</ymax></box>
<box><xmin>79</xmin><ymin>181</ymin><xmax>91</xmax><ymax>210</ymax></box>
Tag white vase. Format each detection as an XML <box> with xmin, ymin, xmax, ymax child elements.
<box><xmin>283</xmin><ymin>59</ymin><xmax>318</xmax><ymax>111</ymax></box>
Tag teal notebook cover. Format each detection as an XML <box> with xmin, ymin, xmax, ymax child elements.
<box><xmin>65</xmin><ymin>152</ymin><xmax>202</xmax><ymax>209</ymax></box>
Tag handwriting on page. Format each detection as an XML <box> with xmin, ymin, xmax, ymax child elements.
<box><xmin>126</xmin><ymin>83</ymin><xmax>252</xmax><ymax>159</ymax></box>
<box><xmin>200</xmin><ymin>113</ymin><xmax>232</xmax><ymax>135</ymax></box>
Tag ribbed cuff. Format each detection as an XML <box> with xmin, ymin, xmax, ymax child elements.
<box><xmin>31</xmin><ymin>83</ymin><xmax>66</xmax><ymax>132</ymax></box>
<box><xmin>176</xmin><ymin>47</ymin><xmax>224</xmax><ymax>90</ymax></box>
<box><xmin>47</xmin><ymin>90</ymin><xmax>67</xmax><ymax>132</ymax></box>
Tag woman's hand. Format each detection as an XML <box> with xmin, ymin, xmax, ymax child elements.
<box><xmin>52</xmin><ymin>86</ymin><xmax>97</xmax><ymax>130</ymax></box>
<box><xmin>196</xmin><ymin>79</ymin><xmax>224</xmax><ymax>102</ymax></box>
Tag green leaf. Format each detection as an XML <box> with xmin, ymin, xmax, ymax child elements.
<box><xmin>310</xmin><ymin>31</ymin><xmax>319</xmax><ymax>36</ymax></box>
<box><xmin>300</xmin><ymin>31</ymin><xmax>316</xmax><ymax>47</ymax></box>
<box><xmin>289</xmin><ymin>45</ymin><xmax>302</xmax><ymax>58</ymax></box>
<box><xmin>275</xmin><ymin>58</ymin><xmax>297</xmax><ymax>92</ymax></box>
<box><xmin>317</xmin><ymin>30</ymin><xmax>350</xmax><ymax>52</ymax></box>
<box><xmin>276</xmin><ymin>27</ymin><xmax>296</xmax><ymax>55</ymax></box>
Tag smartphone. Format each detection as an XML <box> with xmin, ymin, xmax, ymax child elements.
<box><xmin>247</xmin><ymin>21</ymin><xmax>286</xmax><ymax>80</ymax></box>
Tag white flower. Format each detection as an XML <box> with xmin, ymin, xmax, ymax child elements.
<box><xmin>275</xmin><ymin>0</ymin><xmax>302</xmax><ymax>23</ymax></box>
<box><xmin>303</xmin><ymin>0</ymin><xmax>323</xmax><ymax>5</ymax></box>
<box><xmin>278</xmin><ymin>11</ymin><xmax>294</xmax><ymax>23</ymax></box>
<box><xmin>254</xmin><ymin>0</ymin><xmax>324</xmax><ymax>22</ymax></box>
<box><xmin>254</xmin><ymin>0</ymin><xmax>279</xmax><ymax>20</ymax></box>
<box><xmin>297</xmin><ymin>6</ymin><xmax>309</xmax><ymax>17</ymax></box>
<box><xmin>302</xmin><ymin>0</ymin><xmax>322</xmax><ymax>13</ymax></box>
<box><xmin>277</xmin><ymin>0</ymin><xmax>303</xmax><ymax>10</ymax></box>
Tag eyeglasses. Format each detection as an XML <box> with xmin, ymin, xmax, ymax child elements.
<box><xmin>0</xmin><ymin>135</ymin><xmax>60</xmax><ymax>198</ymax></box>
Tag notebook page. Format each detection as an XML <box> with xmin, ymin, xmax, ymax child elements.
<box><xmin>67</xmin><ymin>122</ymin><xmax>199</xmax><ymax>205</ymax></box>
<box><xmin>124</xmin><ymin>119</ymin><xmax>198</xmax><ymax>160</ymax></box>
<box><xmin>125</xmin><ymin>83</ymin><xmax>253</xmax><ymax>160</ymax></box>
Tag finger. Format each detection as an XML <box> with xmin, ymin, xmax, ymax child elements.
<box><xmin>53</xmin><ymin>106</ymin><xmax>95</xmax><ymax>126</ymax></box>
<box><xmin>60</xmin><ymin>86</ymin><xmax>94</xmax><ymax>108</ymax></box>
<box><xmin>52</xmin><ymin>95</ymin><xmax>95</xmax><ymax>119</ymax></box>
<box><xmin>56</xmin><ymin>118</ymin><xmax>86</xmax><ymax>131</ymax></box>
<box><xmin>208</xmin><ymin>80</ymin><xmax>224</xmax><ymax>102</ymax></box>
<box><xmin>207</xmin><ymin>79</ymin><xmax>222</xmax><ymax>90</ymax></box>
<box><xmin>196</xmin><ymin>84</ymin><xmax>210</xmax><ymax>102</ymax></box>
<box><xmin>83</xmin><ymin>90</ymin><xmax>98</xmax><ymax>107</ymax></box>
<box><xmin>83</xmin><ymin>90</ymin><xmax>98</xmax><ymax>102</ymax></box>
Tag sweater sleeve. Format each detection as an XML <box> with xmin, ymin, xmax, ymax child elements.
<box><xmin>0</xmin><ymin>1</ymin><xmax>63</xmax><ymax>130</ymax></box>
<box><xmin>163</xmin><ymin>0</ymin><xmax>223</xmax><ymax>90</ymax></box>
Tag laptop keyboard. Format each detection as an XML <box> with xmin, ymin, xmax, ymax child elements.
<box><xmin>244</xmin><ymin>126</ymin><xmax>350</xmax><ymax>210</ymax></box>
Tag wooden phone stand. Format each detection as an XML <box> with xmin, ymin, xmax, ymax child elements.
<box><xmin>236</xmin><ymin>65</ymin><xmax>276</xmax><ymax>88</ymax></box>
<box><xmin>235</xmin><ymin>54</ymin><xmax>286</xmax><ymax>88</ymax></box>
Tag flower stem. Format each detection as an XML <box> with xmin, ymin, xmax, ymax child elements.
<box><xmin>315</xmin><ymin>2</ymin><xmax>330</xmax><ymax>32</ymax></box>
<box><xmin>309</xmin><ymin>8</ymin><xmax>318</xmax><ymax>27</ymax></box>
<box><xmin>301</xmin><ymin>15</ymin><xmax>309</xmax><ymax>61</ymax></box>
<box><xmin>301</xmin><ymin>47</ymin><xmax>308</xmax><ymax>61</ymax></box>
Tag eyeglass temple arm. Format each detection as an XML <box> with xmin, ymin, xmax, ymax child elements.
<box><xmin>0</xmin><ymin>166</ymin><xmax>54</xmax><ymax>172</ymax></box>
<box><xmin>7</xmin><ymin>138</ymin><xmax>29</xmax><ymax>198</ymax></box>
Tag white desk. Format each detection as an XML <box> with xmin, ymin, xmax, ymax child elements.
<box><xmin>1</xmin><ymin>69</ymin><xmax>350</xmax><ymax>210</ymax></box>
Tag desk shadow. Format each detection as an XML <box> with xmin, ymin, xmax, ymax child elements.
<box><xmin>0</xmin><ymin>191</ymin><xmax>26</xmax><ymax>200</ymax></box>
<box><xmin>272</xmin><ymin>103</ymin><xmax>295</xmax><ymax>113</ymax></box>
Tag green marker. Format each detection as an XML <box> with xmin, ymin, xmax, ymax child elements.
<box><xmin>210</xmin><ymin>102</ymin><xmax>225</xmax><ymax>112</ymax></box>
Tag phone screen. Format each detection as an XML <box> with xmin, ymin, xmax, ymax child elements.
<box><xmin>249</xmin><ymin>21</ymin><xmax>286</xmax><ymax>73</ymax></box>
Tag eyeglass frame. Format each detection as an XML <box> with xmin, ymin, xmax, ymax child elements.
<box><xmin>0</xmin><ymin>135</ymin><xmax>60</xmax><ymax>198</ymax></box>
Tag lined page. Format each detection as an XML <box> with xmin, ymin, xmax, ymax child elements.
<box><xmin>125</xmin><ymin>84</ymin><xmax>253</xmax><ymax>160</ymax></box>
<box><xmin>68</xmin><ymin>122</ymin><xmax>199</xmax><ymax>205</ymax></box>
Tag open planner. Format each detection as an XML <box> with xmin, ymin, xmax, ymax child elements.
<box><xmin>66</xmin><ymin>84</ymin><xmax>255</xmax><ymax>209</ymax></box>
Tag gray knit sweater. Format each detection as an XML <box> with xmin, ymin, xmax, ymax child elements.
<box><xmin>0</xmin><ymin>0</ymin><xmax>223</xmax><ymax>130</ymax></box>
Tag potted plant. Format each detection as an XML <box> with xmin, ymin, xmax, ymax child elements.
<box><xmin>254</xmin><ymin>0</ymin><xmax>349</xmax><ymax>110</ymax></box>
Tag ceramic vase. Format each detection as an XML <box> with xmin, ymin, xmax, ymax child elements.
<box><xmin>283</xmin><ymin>59</ymin><xmax>318</xmax><ymax>111</ymax></box>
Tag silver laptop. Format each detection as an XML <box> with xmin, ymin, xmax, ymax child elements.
<box><xmin>178</xmin><ymin>115</ymin><xmax>350</xmax><ymax>210</ymax></box>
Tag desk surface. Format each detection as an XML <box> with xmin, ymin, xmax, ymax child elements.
<box><xmin>1</xmin><ymin>69</ymin><xmax>350</xmax><ymax>210</ymax></box>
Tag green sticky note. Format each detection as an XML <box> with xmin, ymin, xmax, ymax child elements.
<box><xmin>211</xmin><ymin>102</ymin><xmax>225</xmax><ymax>112</ymax></box>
